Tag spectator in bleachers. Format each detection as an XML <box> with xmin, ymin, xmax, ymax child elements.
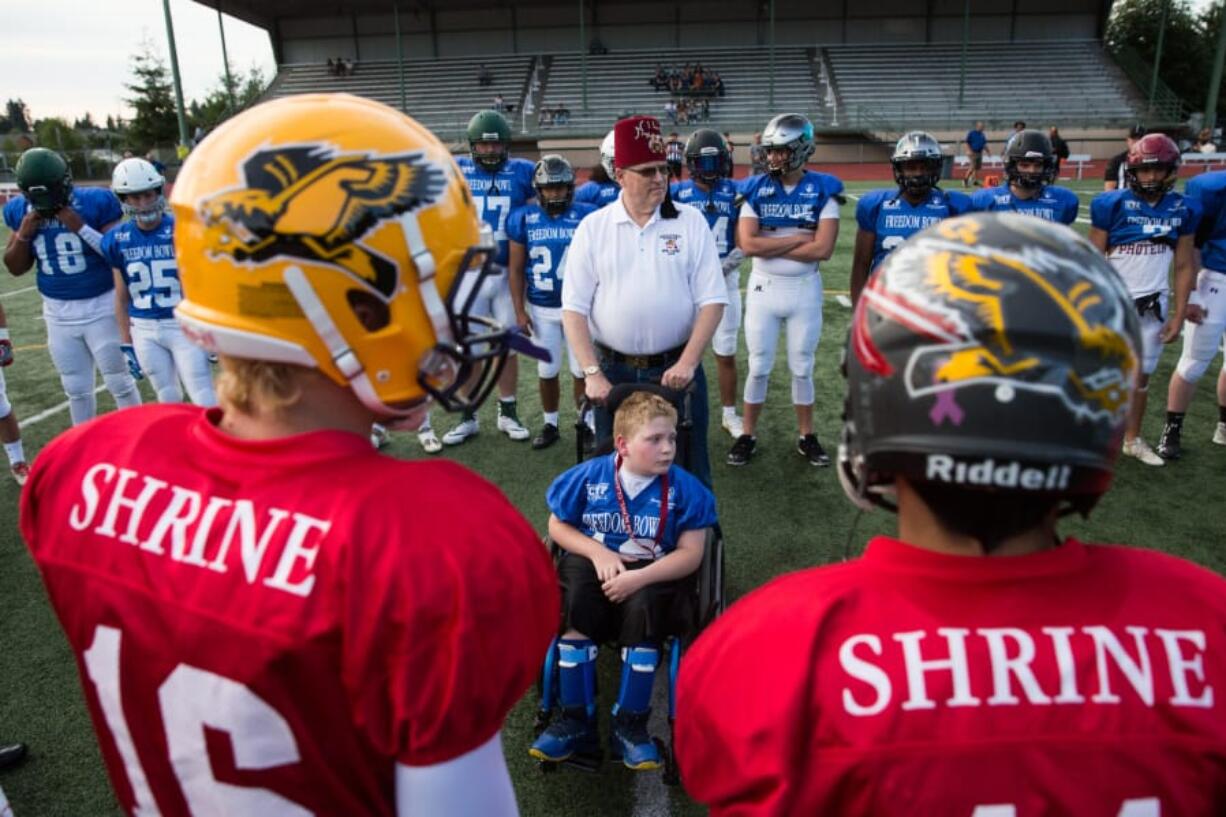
<box><xmin>589</xmin><ymin>36</ymin><xmax>608</xmax><ymax>55</ymax></box>
<box><xmin>1195</xmin><ymin>128</ymin><xmax>1218</xmax><ymax>154</ymax></box>
<box><xmin>651</xmin><ymin>64</ymin><xmax>669</xmax><ymax>91</ymax></box>
<box><xmin>713</xmin><ymin>71</ymin><xmax>726</xmax><ymax>97</ymax></box>
<box><xmin>1104</xmin><ymin>124</ymin><xmax>1146</xmax><ymax>191</ymax></box>
<box><xmin>555</xmin><ymin>104</ymin><xmax>571</xmax><ymax>126</ymax></box>
<box><xmin>539</xmin><ymin>106</ymin><xmax>553</xmax><ymax>127</ymax></box>
<box><xmin>342</xmin><ymin>58</ymin><xmax>355</xmax><ymax>76</ymax></box>
<box><xmin>700</xmin><ymin>99</ymin><xmax>710</xmax><ymax>122</ymax></box>
<box><xmin>326</xmin><ymin>58</ymin><xmax>337</xmax><ymax>76</ymax></box>
<box><xmin>1049</xmin><ymin>126</ymin><xmax>1070</xmax><ymax>178</ymax></box>
<box><xmin>963</xmin><ymin>121</ymin><xmax>989</xmax><ymax>187</ymax></box>
<box><xmin>478</xmin><ymin>63</ymin><xmax>493</xmax><ymax>87</ymax></box>
<box><xmin>493</xmin><ymin>94</ymin><xmax>506</xmax><ymax>113</ymax></box>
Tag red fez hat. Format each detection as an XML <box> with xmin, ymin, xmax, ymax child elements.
<box><xmin>614</xmin><ymin>116</ymin><xmax>666</xmax><ymax>170</ymax></box>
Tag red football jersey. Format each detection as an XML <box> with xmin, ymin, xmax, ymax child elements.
<box><xmin>20</xmin><ymin>404</ymin><xmax>559</xmax><ymax>816</ymax></box>
<box><xmin>676</xmin><ymin>536</ymin><xmax>1226</xmax><ymax>816</ymax></box>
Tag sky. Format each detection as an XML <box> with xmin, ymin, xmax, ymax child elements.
<box><xmin>5</xmin><ymin>0</ymin><xmax>1219</xmax><ymax>125</ymax></box>
<box><xmin>2</xmin><ymin>0</ymin><xmax>276</xmax><ymax>125</ymax></box>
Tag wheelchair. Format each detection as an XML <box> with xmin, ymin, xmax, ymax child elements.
<box><xmin>533</xmin><ymin>383</ymin><xmax>725</xmax><ymax>785</ymax></box>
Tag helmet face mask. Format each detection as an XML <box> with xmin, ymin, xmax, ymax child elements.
<box><xmin>684</xmin><ymin>129</ymin><xmax>732</xmax><ymax>186</ymax></box>
<box><xmin>761</xmin><ymin>113</ymin><xmax>815</xmax><ymax>177</ymax></box>
<box><xmin>113</xmin><ymin>157</ymin><xmax>167</xmax><ymax>228</ymax></box>
<box><xmin>532</xmin><ymin>154</ymin><xmax>576</xmax><ymax>216</ymax></box>
<box><xmin>1125</xmin><ymin>134</ymin><xmax>1180</xmax><ymax>199</ymax></box>
<box><xmin>16</xmin><ymin>148</ymin><xmax>73</xmax><ymax>217</ymax></box>
<box><xmin>1004</xmin><ymin>130</ymin><xmax>1056</xmax><ymax>191</ymax></box>
<box><xmin>840</xmin><ymin>213</ymin><xmax>1142</xmax><ymax>517</ymax></box>
<box><xmin>891</xmin><ymin>131</ymin><xmax>942</xmax><ymax>195</ymax></box>
<box><xmin>171</xmin><ymin>94</ymin><xmax>526</xmax><ymax>423</ymax></box>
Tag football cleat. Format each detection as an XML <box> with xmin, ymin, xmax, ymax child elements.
<box><xmin>496</xmin><ymin>413</ymin><xmax>530</xmax><ymax>441</ymax></box>
<box><xmin>530</xmin><ymin>711</ymin><xmax>599</xmax><ymax>763</ymax></box>
<box><xmin>443</xmin><ymin>417</ymin><xmax>480</xmax><ymax>446</ymax></box>
<box><xmin>721</xmin><ymin>412</ymin><xmax>744</xmax><ymax>439</ymax></box>
<box><xmin>1123</xmin><ymin>437</ymin><xmax>1164</xmax><ymax>467</ymax></box>
<box><xmin>10</xmin><ymin>462</ymin><xmax>30</xmax><ymax>487</ymax></box>
<box><xmin>369</xmin><ymin>423</ymin><xmax>390</xmax><ymax>450</ymax></box>
<box><xmin>418</xmin><ymin>428</ymin><xmax>443</xmax><ymax>454</ymax></box>
<box><xmin>532</xmin><ymin>423</ymin><xmax>560</xmax><ymax>450</ymax></box>
<box><xmin>1156</xmin><ymin>424</ymin><xmax>1182</xmax><ymax>460</ymax></box>
<box><xmin>798</xmin><ymin>434</ymin><xmax>831</xmax><ymax>467</ymax></box>
<box><xmin>609</xmin><ymin>711</ymin><xmax>661</xmax><ymax>771</ymax></box>
<box><xmin>1214</xmin><ymin>422</ymin><xmax>1226</xmax><ymax>446</ymax></box>
<box><xmin>727</xmin><ymin>434</ymin><xmax>756</xmax><ymax>466</ymax></box>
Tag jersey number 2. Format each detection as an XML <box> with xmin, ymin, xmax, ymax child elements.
<box><xmin>82</xmin><ymin>625</ymin><xmax>312</xmax><ymax>816</ymax></box>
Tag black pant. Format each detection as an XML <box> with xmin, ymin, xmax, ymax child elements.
<box><xmin>558</xmin><ymin>552</ymin><xmax>695</xmax><ymax>646</ymax></box>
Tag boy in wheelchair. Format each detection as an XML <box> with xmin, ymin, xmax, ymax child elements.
<box><xmin>531</xmin><ymin>391</ymin><xmax>718</xmax><ymax>770</ymax></box>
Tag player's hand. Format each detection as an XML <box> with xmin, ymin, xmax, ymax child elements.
<box><xmin>590</xmin><ymin>548</ymin><xmax>626</xmax><ymax>583</ymax></box>
<box><xmin>602</xmin><ymin>568</ymin><xmax>647</xmax><ymax>604</ymax></box>
<box><xmin>661</xmin><ymin>360</ymin><xmax>695</xmax><ymax>390</ymax></box>
<box><xmin>1186</xmin><ymin>303</ymin><xmax>1207</xmax><ymax>325</ymax></box>
<box><xmin>18</xmin><ymin>210</ymin><xmax>42</xmax><ymax>240</ymax></box>
<box><xmin>1160</xmin><ymin>316</ymin><xmax>1182</xmax><ymax>344</ymax></box>
<box><xmin>0</xmin><ymin>339</ymin><xmax>13</xmax><ymax>367</ymax></box>
<box><xmin>515</xmin><ymin>310</ymin><xmax>534</xmax><ymax>335</ymax></box>
<box><xmin>56</xmin><ymin>206</ymin><xmax>84</xmax><ymax>232</ymax></box>
<box><xmin>585</xmin><ymin>371</ymin><xmax>612</xmax><ymax>404</ymax></box>
<box><xmin>120</xmin><ymin>344</ymin><xmax>144</xmax><ymax>380</ymax></box>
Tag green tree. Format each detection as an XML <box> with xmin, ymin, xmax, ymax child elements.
<box><xmin>124</xmin><ymin>41</ymin><xmax>179</xmax><ymax>151</ymax></box>
<box><xmin>1106</xmin><ymin>0</ymin><xmax>1209</xmax><ymax>110</ymax></box>
<box><xmin>2</xmin><ymin>99</ymin><xmax>31</xmax><ymax>133</ymax></box>
<box><xmin>189</xmin><ymin>63</ymin><xmax>268</xmax><ymax>133</ymax></box>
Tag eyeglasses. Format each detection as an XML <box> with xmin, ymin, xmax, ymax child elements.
<box><xmin>624</xmin><ymin>164</ymin><xmax>670</xmax><ymax>178</ymax></box>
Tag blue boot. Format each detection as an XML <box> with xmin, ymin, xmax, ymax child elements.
<box><xmin>530</xmin><ymin>708</ymin><xmax>600</xmax><ymax>762</ymax></box>
<box><xmin>610</xmin><ymin>709</ymin><xmax>661</xmax><ymax>770</ymax></box>
<box><xmin>609</xmin><ymin>643</ymin><xmax>662</xmax><ymax>771</ymax></box>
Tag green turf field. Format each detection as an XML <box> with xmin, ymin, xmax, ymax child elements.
<box><xmin>0</xmin><ymin>179</ymin><xmax>1222</xmax><ymax>816</ymax></box>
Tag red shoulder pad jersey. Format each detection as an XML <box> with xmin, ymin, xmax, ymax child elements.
<box><xmin>676</xmin><ymin>536</ymin><xmax>1226</xmax><ymax>816</ymax></box>
<box><xmin>20</xmin><ymin>404</ymin><xmax>559</xmax><ymax>816</ymax></box>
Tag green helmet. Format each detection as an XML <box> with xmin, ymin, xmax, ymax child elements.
<box><xmin>16</xmin><ymin>148</ymin><xmax>73</xmax><ymax>216</ymax></box>
<box><xmin>467</xmin><ymin>110</ymin><xmax>511</xmax><ymax>172</ymax></box>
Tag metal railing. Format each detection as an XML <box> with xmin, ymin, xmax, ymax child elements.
<box><xmin>1107</xmin><ymin>45</ymin><xmax>1188</xmax><ymax>125</ymax></box>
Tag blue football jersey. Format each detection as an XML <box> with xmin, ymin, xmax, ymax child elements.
<box><xmin>574</xmin><ymin>180</ymin><xmax>620</xmax><ymax>209</ymax></box>
<box><xmin>970</xmin><ymin>184</ymin><xmax>1079</xmax><ymax>224</ymax></box>
<box><xmin>506</xmin><ymin>202</ymin><xmax>596</xmax><ymax>308</ymax></box>
<box><xmin>546</xmin><ymin>453</ymin><xmax>718</xmax><ymax>560</ymax></box>
<box><xmin>1090</xmin><ymin>189</ymin><xmax>1200</xmax><ymax>248</ymax></box>
<box><xmin>100</xmin><ymin>214</ymin><xmax>181</xmax><ymax>321</ymax></box>
<box><xmin>456</xmin><ymin>155</ymin><xmax>536</xmax><ymax>265</ymax></box>
<box><xmin>671</xmin><ymin>179</ymin><xmax>740</xmax><ymax>259</ymax></box>
<box><xmin>739</xmin><ymin>171</ymin><xmax>844</xmax><ymax>231</ymax></box>
<box><xmin>1185</xmin><ymin>171</ymin><xmax>1226</xmax><ymax>273</ymax></box>
<box><xmin>855</xmin><ymin>187</ymin><xmax>972</xmax><ymax>271</ymax></box>
<box><xmin>3</xmin><ymin>187</ymin><xmax>122</xmax><ymax>300</ymax></box>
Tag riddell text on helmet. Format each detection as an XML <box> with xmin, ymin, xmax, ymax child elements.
<box><xmin>925</xmin><ymin>454</ymin><xmax>1072</xmax><ymax>491</ymax></box>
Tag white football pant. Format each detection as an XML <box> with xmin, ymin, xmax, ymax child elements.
<box><xmin>1137</xmin><ymin>290</ymin><xmax>1169</xmax><ymax>376</ymax></box>
<box><xmin>711</xmin><ymin>269</ymin><xmax>743</xmax><ymax>357</ymax></box>
<box><xmin>528</xmin><ymin>305</ymin><xmax>582</xmax><ymax>379</ymax></box>
<box><xmin>454</xmin><ymin>268</ymin><xmax>517</xmax><ymax>357</ymax></box>
<box><xmin>46</xmin><ymin>313</ymin><xmax>142</xmax><ymax>425</ymax></box>
<box><xmin>743</xmin><ymin>270</ymin><xmax>823</xmax><ymax>406</ymax></box>
<box><xmin>130</xmin><ymin>318</ymin><xmax>217</xmax><ymax>405</ymax></box>
<box><xmin>1175</xmin><ymin>269</ymin><xmax>1226</xmax><ymax>382</ymax></box>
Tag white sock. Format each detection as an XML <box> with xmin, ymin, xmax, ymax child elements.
<box><xmin>723</xmin><ymin>405</ymin><xmax>738</xmax><ymax>419</ymax></box>
<box><xmin>418</xmin><ymin>415</ymin><xmax>433</xmax><ymax>432</ymax></box>
<box><xmin>4</xmin><ymin>440</ymin><xmax>24</xmax><ymax>466</ymax></box>
<box><xmin>543</xmin><ymin>411</ymin><xmax>559</xmax><ymax>426</ymax></box>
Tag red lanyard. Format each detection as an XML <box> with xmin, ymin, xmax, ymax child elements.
<box><xmin>613</xmin><ymin>455</ymin><xmax>669</xmax><ymax>547</ymax></box>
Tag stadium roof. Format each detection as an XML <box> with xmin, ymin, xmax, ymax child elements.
<box><xmin>213</xmin><ymin>0</ymin><xmax>612</xmax><ymax>31</ymax></box>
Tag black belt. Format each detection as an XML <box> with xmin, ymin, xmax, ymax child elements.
<box><xmin>595</xmin><ymin>342</ymin><xmax>685</xmax><ymax>369</ymax></box>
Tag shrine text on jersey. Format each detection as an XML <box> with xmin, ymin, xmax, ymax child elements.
<box><xmin>856</xmin><ymin>188</ymin><xmax>972</xmax><ymax>271</ymax></box>
<box><xmin>456</xmin><ymin>155</ymin><xmax>536</xmax><ymax>265</ymax></box>
<box><xmin>2</xmin><ymin>188</ymin><xmax>123</xmax><ymax>300</ymax></box>
<box><xmin>506</xmin><ymin>202</ymin><xmax>596</xmax><ymax>308</ymax></box>
<box><xmin>970</xmin><ymin>184</ymin><xmax>1080</xmax><ymax>224</ymax></box>
<box><xmin>1091</xmin><ymin>189</ymin><xmax>1202</xmax><ymax>296</ymax></box>
<box><xmin>671</xmin><ymin>179</ymin><xmax>741</xmax><ymax>259</ymax></box>
<box><xmin>101</xmin><ymin>215</ymin><xmax>182</xmax><ymax>321</ymax></box>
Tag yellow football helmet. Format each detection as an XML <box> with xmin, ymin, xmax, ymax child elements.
<box><xmin>172</xmin><ymin>93</ymin><xmax>515</xmax><ymax>419</ymax></box>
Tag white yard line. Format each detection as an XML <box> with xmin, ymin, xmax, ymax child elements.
<box><xmin>17</xmin><ymin>386</ymin><xmax>104</xmax><ymax>429</ymax></box>
<box><xmin>0</xmin><ymin>286</ymin><xmax>36</xmax><ymax>299</ymax></box>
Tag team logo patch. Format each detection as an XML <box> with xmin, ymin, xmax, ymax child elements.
<box><xmin>198</xmin><ymin>144</ymin><xmax>448</xmax><ymax>299</ymax></box>
<box><xmin>660</xmin><ymin>234</ymin><xmax>681</xmax><ymax>256</ymax></box>
<box><xmin>587</xmin><ymin>483</ymin><xmax>609</xmax><ymax>501</ymax></box>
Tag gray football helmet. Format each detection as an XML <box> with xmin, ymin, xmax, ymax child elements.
<box><xmin>760</xmin><ymin>113</ymin><xmax>815</xmax><ymax>177</ymax></box>
<box><xmin>891</xmin><ymin>131</ymin><xmax>943</xmax><ymax>193</ymax></box>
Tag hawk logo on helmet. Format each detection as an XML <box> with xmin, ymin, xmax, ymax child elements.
<box><xmin>854</xmin><ymin>222</ymin><xmax>1138</xmax><ymax>424</ymax></box>
<box><xmin>198</xmin><ymin>145</ymin><xmax>448</xmax><ymax>299</ymax></box>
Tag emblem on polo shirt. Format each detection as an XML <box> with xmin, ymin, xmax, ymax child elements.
<box><xmin>660</xmin><ymin>233</ymin><xmax>681</xmax><ymax>255</ymax></box>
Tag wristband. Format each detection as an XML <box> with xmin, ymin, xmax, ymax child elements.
<box><xmin>77</xmin><ymin>224</ymin><xmax>104</xmax><ymax>254</ymax></box>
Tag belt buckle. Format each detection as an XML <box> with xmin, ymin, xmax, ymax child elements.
<box><xmin>626</xmin><ymin>353</ymin><xmax>651</xmax><ymax>368</ymax></box>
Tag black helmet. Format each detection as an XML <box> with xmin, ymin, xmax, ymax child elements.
<box><xmin>840</xmin><ymin>212</ymin><xmax>1141</xmax><ymax>516</ymax></box>
<box><xmin>1004</xmin><ymin>129</ymin><xmax>1056</xmax><ymax>190</ymax></box>
<box><xmin>532</xmin><ymin>154</ymin><xmax>576</xmax><ymax>216</ymax></box>
<box><xmin>890</xmin><ymin>131</ymin><xmax>942</xmax><ymax>194</ymax></box>
<box><xmin>16</xmin><ymin>147</ymin><xmax>73</xmax><ymax>216</ymax></box>
<box><xmin>684</xmin><ymin>129</ymin><xmax>732</xmax><ymax>185</ymax></box>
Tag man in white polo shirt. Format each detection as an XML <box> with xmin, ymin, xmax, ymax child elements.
<box><xmin>562</xmin><ymin>115</ymin><xmax>727</xmax><ymax>487</ymax></box>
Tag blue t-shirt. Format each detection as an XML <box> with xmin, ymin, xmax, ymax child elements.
<box><xmin>547</xmin><ymin>453</ymin><xmax>718</xmax><ymax>560</ymax></box>
<box><xmin>505</xmin><ymin>201</ymin><xmax>596</xmax><ymax>308</ymax></box>
<box><xmin>1090</xmin><ymin>189</ymin><xmax>1201</xmax><ymax>248</ymax></box>
<box><xmin>739</xmin><ymin>171</ymin><xmax>844</xmax><ymax>231</ymax></box>
<box><xmin>966</xmin><ymin>130</ymin><xmax>987</xmax><ymax>153</ymax></box>
<box><xmin>100</xmin><ymin>214</ymin><xmax>181</xmax><ymax>321</ymax></box>
<box><xmin>970</xmin><ymin>184</ymin><xmax>1079</xmax><ymax>225</ymax></box>
<box><xmin>456</xmin><ymin>155</ymin><xmax>536</xmax><ymax>266</ymax></box>
<box><xmin>671</xmin><ymin>178</ymin><xmax>741</xmax><ymax>259</ymax></box>
<box><xmin>855</xmin><ymin>187</ymin><xmax>972</xmax><ymax>271</ymax></box>
<box><xmin>574</xmin><ymin>180</ymin><xmax>620</xmax><ymax>209</ymax></box>
<box><xmin>1185</xmin><ymin>171</ymin><xmax>1226</xmax><ymax>273</ymax></box>
<box><xmin>3</xmin><ymin>187</ymin><xmax>123</xmax><ymax>300</ymax></box>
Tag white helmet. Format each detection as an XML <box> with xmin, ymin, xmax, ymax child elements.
<box><xmin>112</xmin><ymin>158</ymin><xmax>166</xmax><ymax>226</ymax></box>
<box><xmin>600</xmin><ymin>130</ymin><xmax>616</xmax><ymax>178</ymax></box>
